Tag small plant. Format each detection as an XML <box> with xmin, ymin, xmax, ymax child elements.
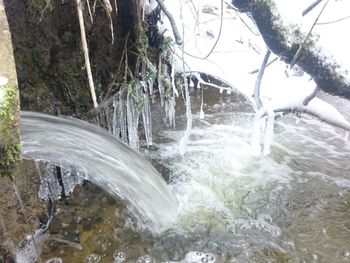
<box><xmin>0</xmin><ymin>81</ymin><xmax>21</xmax><ymax>177</ymax></box>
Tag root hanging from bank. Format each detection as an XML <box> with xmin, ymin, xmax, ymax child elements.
<box><xmin>76</xmin><ymin>0</ymin><xmax>98</xmax><ymax>108</ymax></box>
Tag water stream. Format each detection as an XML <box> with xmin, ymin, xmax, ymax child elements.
<box><xmin>20</xmin><ymin>112</ymin><xmax>178</xmax><ymax>233</ymax></box>
<box><xmin>19</xmin><ymin>87</ymin><xmax>350</xmax><ymax>262</ymax></box>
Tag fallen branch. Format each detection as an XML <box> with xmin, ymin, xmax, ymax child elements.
<box><xmin>76</xmin><ymin>0</ymin><xmax>98</xmax><ymax>108</ymax></box>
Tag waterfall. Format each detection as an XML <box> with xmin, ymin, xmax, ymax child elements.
<box><xmin>20</xmin><ymin>112</ymin><xmax>178</xmax><ymax>233</ymax></box>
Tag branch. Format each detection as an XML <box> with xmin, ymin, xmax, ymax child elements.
<box><xmin>249</xmin><ymin>57</ymin><xmax>278</xmax><ymax>74</ymax></box>
<box><xmin>303</xmin><ymin>86</ymin><xmax>319</xmax><ymax>106</ymax></box>
<box><xmin>317</xmin><ymin>15</ymin><xmax>350</xmax><ymax>25</ymax></box>
<box><xmin>155</xmin><ymin>0</ymin><xmax>183</xmax><ymax>45</ymax></box>
<box><xmin>290</xmin><ymin>0</ymin><xmax>330</xmax><ymax>68</ymax></box>
<box><xmin>76</xmin><ymin>0</ymin><xmax>98</xmax><ymax>108</ymax></box>
<box><xmin>254</xmin><ymin>49</ymin><xmax>271</xmax><ymax>109</ymax></box>
<box><xmin>85</xmin><ymin>85</ymin><xmax>127</xmax><ymax>117</ymax></box>
<box><xmin>231</xmin><ymin>0</ymin><xmax>350</xmax><ymax>99</ymax></box>
<box><xmin>302</xmin><ymin>0</ymin><xmax>323</xmax><ymax>16</ymax></box>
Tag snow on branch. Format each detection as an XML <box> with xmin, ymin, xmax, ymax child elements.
<box><xmin>155</xmin><ymin>0</ymin><xmax>183</xmax><ymax>45</ymax></box>
<box><xmin>231</xmin><ymin>0</ymin><xmax>350</xmax><ymax>99</ymax></box>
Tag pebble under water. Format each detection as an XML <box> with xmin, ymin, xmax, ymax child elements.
<box><xmin>25</xmin><ymin>87</ymin><xmax>350</xmax><ymax>262</ymax></box>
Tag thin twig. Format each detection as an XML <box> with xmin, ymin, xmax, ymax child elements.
<box><xmin>302</xmin><ymin>0</ymin><xmax>323</xmax><ymax>16</ymax></box>
<box><xmin>101</xmin><ymin>0</ymin><xmax>114</xmax><ymax>44</ymax></box>
<box><xmin>86</xmin><ymin>85</ymin><xmax>127</xmax><ymax>117</ymax></box>
<box><xmin>254</xmin><ymin>49</ymin><xmax>271</xmax><ymax>109</ymax></box>
<box><xmin>113</xmin><ymin>0</ymin><xmax>118</xmax><ymax>14</ymax></box>
<box><xmin>86</xmin><ymin>0</ymin><xmax>94</xmax><ymax>23</ymax></box>
<box><xmin>317</xmin><ymin>15</ymin><xmax>350</xmax><ymax>25</ymax></box>
<box><xmin>156</xmin><ymin>0</ymin><xmax>183</xmax><ymax>45</ymax></box>
<box><xmin>103</xmin><ymin>33</ymin><xmax>129</xmax><ymax>101</ymax></box>
<box><xmin>201</xmin><ymin>0</ymin><xmax>224</xmax><ymax>59</ymax></box>
<box><xmin>290</xmin><ymin>0</ymin><xmax>330</xmax><ymax>68</ymax></box>
<box><xmin>249</xmin><ymin>57</ymin><xmax>278</xmax><ymax>74</ymax></box>
<box><xmin>76</xmin><ymin>0</ymin><xmax>98</xmax><ymax>108</ymax></box>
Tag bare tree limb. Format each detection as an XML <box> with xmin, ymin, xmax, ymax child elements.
<box><xmin>155</xmin><ymin>0</ymin><xmax>183</xmax><ymax>45</ymax></box>
<box><xmin>77</xmin><ymin>0</ymin><xmax>98</xmax><ymax>108</ymax></box>
<box><xmin>231</xmin><ymin>0</ymin><xmax>350</xmax><ymax>99</ymax></box>
<box><xmin>254</xmin><ymin>49</ymin><xmax>271</xmax><ymax>109</ymax></box>
<box><xmin>303</xmin><ymin>86</ymin><xmax>319</xmax><ymax>106</ymax></box>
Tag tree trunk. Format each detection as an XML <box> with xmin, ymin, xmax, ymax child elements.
<box><xmin>0</xmin><ymin>0</ymin><xmax>21</xmax><ymax>176</ymax></box>
<box><xmin>232</xmin><ymin>0</ymin><xmax>350</xmax><ymax>100</ymax></box>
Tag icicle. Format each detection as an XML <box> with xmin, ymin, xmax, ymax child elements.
<box><xmin>105</xmin><ymin>107</ymin><xmax>112</xmax><ymax>134</ymax></box>
<box><xmin>141</xmin><ymin>82</ymin><xmax>153</xmax><ymax>146</ymax></box>
<box><xmin>165</xmin><ymin>96</ymin><xmax>176</xmax><ymax>129</ymax></box>
<box><xmin>251</xmin><ymin>107</ymin><xmax>265</xmax><ymax>156</ymax></box>
<box><xmin>126</xmin><ymin>85</ymin><xmax>141</xmax><ymax>150</ymax></box>
<box><xmin>171</xmin><ymin>56</ymin><xmax>179</xmax><ymax>97</ymax></box>
<box><xmin>59</xmin><ymin>163</ymin><xmax>86</xmax><ymax>196</ymax></box>
<box><xmin>263</xmin><ymin>105</ymin><xmax>275</xmax><ymax>155</ymax></box>
<box><xmin>178</xmin><ymin>0</ymin><xmax>192</xmax><ymax>156</ymax></box>
<box><xmin>120</xmin><ymin>90</ymin><xmax>128</xmax><ymax>143</ymax></box>
<box><xmin>158</xmin><ymin>55</ymin><xmax>165</xmax><ymax>107</ymax></box>
<box><xmin>179</xmin><ymin>73</ymin><xmax>192</xmax><ymax>155</ymax></box>
<box><xmin>112</xmin><ymin>95</ymin><xmax>119</xmax><ymax>137</ymax></box>
<box><xmin>111</xmin><ymin>89</ymin><xmax>128</xmax><ymax>143</ymax></box>
<box><xmin>189</xmin><ymin>77</ymin><xmax>194</xmax><ymax>88</ymax></box>
<box><xmin>35</xmin><ymin>162</ymin><xmax>62</xmax><ymax>201</ymax></box>
<box><xmin>199</xmin><ymin>86</ymin><xmax>205</xmax><ymax>119</ymax></box>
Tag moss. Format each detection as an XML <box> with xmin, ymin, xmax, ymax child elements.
<box><xmin>28</xmin><ymin>0</ymin><xmax>54</xmax><ymax>13</ymax></box>
<box><xmin>0</xmin><ymin>84</ymin><xmax>21</xmax><ymax>177</ymax></box>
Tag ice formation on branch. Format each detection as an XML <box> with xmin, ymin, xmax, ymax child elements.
<box><xmin>157</xmin><ymin>0</ymin><xmax>350</xmax><ymax>155</ymax></box>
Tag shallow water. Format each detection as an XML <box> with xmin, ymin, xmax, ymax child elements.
<box><xmin>27</xmin><ymin>87</ymin><xmax>350</xmax><ymax>262</ymax></box>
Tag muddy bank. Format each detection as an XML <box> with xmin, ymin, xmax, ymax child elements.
<box><xmin>0</xmin><ymin>160</ymin><xmax>47</xmax><ymax>260</ymax></box>
<box><xmin>4</xmin><ymin>0</ymin><xmax>143</xmax><ymax>115</ymax></box>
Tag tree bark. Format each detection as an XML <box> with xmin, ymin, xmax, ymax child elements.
<box><xmin>0</xmin><ymin>0</ymin><xmax>21</xmax><ymax>176</ymax></box>
<box><xmin>232</xmin><ymin>0</ymin><xmax>350</xmax><ymax>99</ymax></box>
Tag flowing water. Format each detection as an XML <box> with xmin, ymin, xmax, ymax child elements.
<box><xmin>19</xmin><ymin>87</ymin><xmax>350</xmax><ymax>262</ymax></box>
<box><xmin>20</xmin><ymin>112</ymin><xmax>178</xmax><ymax>233</ymax></box>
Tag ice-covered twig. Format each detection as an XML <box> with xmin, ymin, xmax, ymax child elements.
<box><xmin>254</xmin><ymin>49</ymin><xmax>271</xmax><ymax>109</ymax></box>
<box><xmin>156</xmin><ymin>0</ymin><xmax>183</xmax><ymax>45</ymax></box>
